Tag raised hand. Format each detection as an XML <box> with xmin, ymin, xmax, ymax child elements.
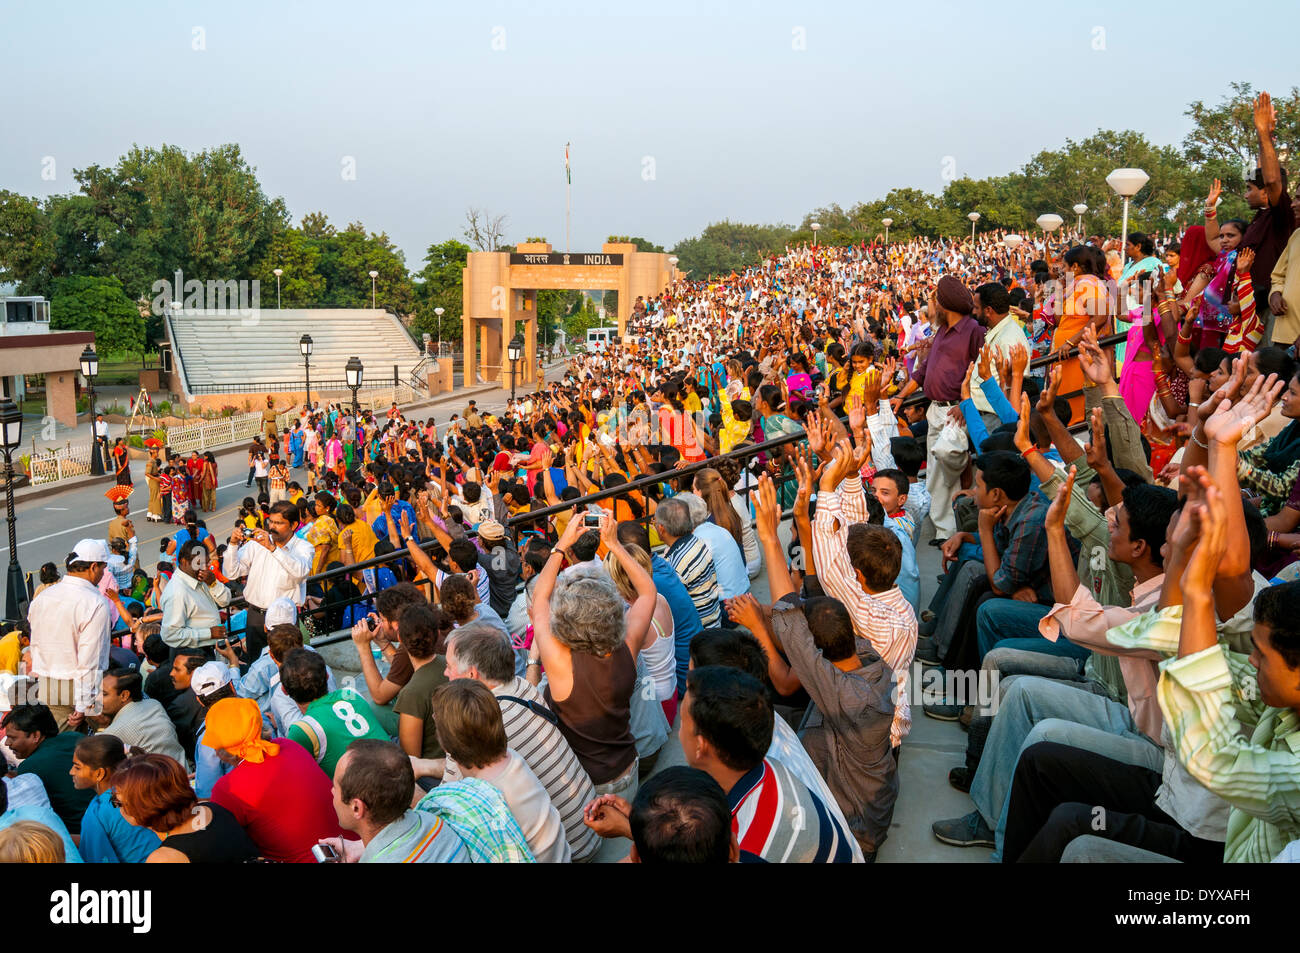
<box><xmin>752</xmin><ymin>472</ymin><xmax>781</xmax><ymax>540</ymax></box>
<box><xmin>1196</xmin><ymin>355</ymin><xmax>1249</xmax><ymax>426</ymax></box>
<box><xmin>1084</xmin><ymin>407</ymin><xmax>1110</xmax><ymax>471</ymax></box>
<box><xmin>961</xmin><ymin>363</ymin><xmax>975</xmax><ymax>402</ymax></box>
<box><xmin>977</xmin><ymin>344</ymin><xmax>994</xmax><ymax>383</ymax></box>
<box><xmin>1038</xmin><ymin>363</ymin><xmax>1062</xmax><ymax>416</ymax></box>
<box><xmin>1076</xmin><ymin>325</ymin><xmax>1111</xmax><ymax>385</ymax></box>
<box><xmin>847</xmin><ymin>393</ymin><xmax>867</xmax><ymax>433</ymax></box>
<box><xmin>1045</xmin><ymin>465</ymin><xmax>1075</xmax><ymax>532</ymax></box>
<box><xmin>1253</xmin><ymin>91</ymin><xmax>1276</xmax><ymax>138</ymax></box>
<box><xmin>1013</xmin><ymin>392</ymin><xmax>1034</xmax><ymax>452</ymax></box>
<box><xmin>818</xmin><ymin>439</ymin><xmax>854</xmax><ymax>494</ymax></box>
<box><xmin>1008</xmin><ymin>342</ymin><xmax>1029</xmax><ymax>378</ymax></box>
<box><xmin>1202</xmin><ymin>371</ymin><xmax>1283</xmax><ymax>446</ymax></box>
<box><xmin>1235</xmin><ymin>246</ymin><xmax>1256</xmax><ymax>275</ymax></box>
<box><xmin>1206</xmin><ymin>178</ymin><xmax>1222</xmax><ymax>212</ymax></box>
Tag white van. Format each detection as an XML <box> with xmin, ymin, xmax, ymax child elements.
<box><xmin>586</xmin><ymin>327</ymin><xmax>618</xmax><ymax>351</ymax></box>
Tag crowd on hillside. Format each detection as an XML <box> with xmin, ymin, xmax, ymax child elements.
<box><xmin>5</xmin><ymin>92</ymin><xmax>1300</xmax><ymax>864</ymax></box>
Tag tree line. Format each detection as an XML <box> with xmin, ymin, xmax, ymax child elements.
<box><xmin>0</xmin><ymin>82</ymin><xmax>1294</xmax><ymax>353</ymax></box>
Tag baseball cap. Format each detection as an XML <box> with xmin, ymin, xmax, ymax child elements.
<box><xmin>71</xmin><ymin>539</ymin><xmax>111</xmax><ymax>564</ymax></box>
<box><xmin>477</xmin><ymin>519</ymin><xmax>506</xmax><ymax>542</ymax></box>
<box><xmin>265</xmin><ymin>597</ymin><xmax>297</xmax><ymax>629</ymax></box>
<box><xmin>191</xmin><ymin>661</ymin><xmax>233</xmax><ymax>699</ymax></box>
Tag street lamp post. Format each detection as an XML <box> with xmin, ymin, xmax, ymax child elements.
<box><xmin>968</xmin><ymin>211</ymin><xmax>981</xmax><ymax>243</ymax></box>
<box><xmin>881</xmin><ymin>217</ymin><xmax>893</xmax><ymax>246</ymax></box>
<box><xmin>80</xmin><ymin>345</ymin><xmax>102</xmax><ymax>475</ymax></box>
<box><xmin>507</xmin><ymin>334</ymin><xmax>524</xmax><ymax>404</ymax></box>
<box><xmin>368</xmin><ymin>270</ymin><xmax>379</xmax><ymax>309</ymax></box>
<box><xmin>434</xmin><ymin>306</ymin><xmax>444</xmax><ymax>354</ymax></box>
<box><xmin>1106</xmin><ymin>168</ymin><xmax>1149</xmax><ymax>274</ymax></box>
<box><xmin>1</xmin><ymin>399</ymin><xmax>24</xmax><ymax>622</ymax></box>
<box><xmin>273</xmin><ymin>267</ymin><xmax>283</xmax><ymax>308</ymax></box>
<box><xmin>299</xmin><ymin>333</ymin><xmax>313</xmax><ymax>409</ymax></box>
<box><xmin>1072</xmin><ymin>203</ymin><xmax>1088</xmax><ymax>237</ymax></box>
<box><xmin>345</xmin><ymin>356</ymin><xmax>363</xmax><ymax>420</ymax></box>
<box><xmin>810</xmin><ymin>222</ymin><xmax>821</xmax><ymax>247</ymax></box>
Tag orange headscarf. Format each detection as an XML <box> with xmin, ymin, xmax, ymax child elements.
<box><xmin>202</xmin><ymin>697</ymin><xmax>280</xmax><ymax>764</ymax></box>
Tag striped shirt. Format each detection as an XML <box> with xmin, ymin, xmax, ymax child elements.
<box><xmin>444</xmin><ymin>677</ymin><xmax>599</xmax><ymax>862</ymax></box>
<box><xmin>416</xmin><ymin>778</ymin><xmax>536</xmax><ymax>863</ymax></box>
<box><xmin>812</xmin><ymin>477</ymin><xmax>918</xmax><ymax>748</ymax></box>
<box><xmin>729</xmin><ymin>758</ymin><xmax>855</xmax><ymax>863</ymax></box>
<box><xmin>361</xmin><ymin>809</ymin><xmax>468</xmax><ymax>864</ymax></box>
<box><xmin>1158</xmin><ymin>643</ymin><xmax>1300</xmax><ymax>863</ymax></box>
<box><xmin>664</xmin><ymin>533</ymin><xmax>724</xmax><ymax>628</ymax></box>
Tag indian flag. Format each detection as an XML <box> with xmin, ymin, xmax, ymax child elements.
<box><xmin>565</xmin><ymin>142</ymin><xmax>571</xmax><ymax>184</ymax></box>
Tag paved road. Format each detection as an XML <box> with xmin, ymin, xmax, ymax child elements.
<box><xmin>5</xmin><ymin>368</ymin><xmax>566</xmax><ymax>576</ymax></box>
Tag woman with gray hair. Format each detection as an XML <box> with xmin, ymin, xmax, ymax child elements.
<box><xmin>526</xmin><ymin>509</ymin><xmax>657</xmax><ymax>801</ymax></box>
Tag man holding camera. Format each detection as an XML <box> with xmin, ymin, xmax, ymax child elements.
<box><xmin>223</xmin><ymin>500</ymin><xmax>314</xmax><ymax>663</ymax></box>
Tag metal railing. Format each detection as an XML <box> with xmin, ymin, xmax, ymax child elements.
<box><xmin>28</xmin><ymin>443</ymin><xmax>95</xmax><ymax>486</ymax></box>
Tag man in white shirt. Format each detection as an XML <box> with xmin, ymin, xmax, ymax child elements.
<box><xmin>969</xmin><ymin>282</ymin><xmax>1030</xmax><ymax>432</ymax></box>
<box><xmin>27</xmin><ymin>540</ymin><xmax>113</xmax><ymax>730</ymax></box>
<box><xmin>222</xmin><ymin>500</ymin><xmax>314</xmax><ymax>662</ymax></box>
<box><xmin>160</xmin><ymin>538</ymin><xmax>231</xmax><ymax>649</ymax></box>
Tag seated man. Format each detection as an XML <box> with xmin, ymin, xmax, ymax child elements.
<box><xmin>679</xmin><ymin>665</ymin><xmax>855</xmax><ymax>863</ymax></box>
<box><xmin>582</xmin><ymin>765</ymin><xmax>739</xmax><ymax>863</ymax></box>
<box><xmin>318</xmin><ymin>739</ymin><xmax>467</xmax><ymax>863</ymax></box>
<box><xmin>654</xmin><ymin>498</ymin><xmax>724</xmax><ymax>629</ymax></box>
<box><xmin>92</xmin><ymin>667</ymin><xmax>187</xmax><ymax>765</ymax></box>
<box><xmin>282</xmin><ymin>648</ymin><xmax>389</xmax><ymax>778</ymax></box>
<box><xmin>0</xmin><ymin>705</ymin><xmax>93</xmax><ymax>835</ymax></box>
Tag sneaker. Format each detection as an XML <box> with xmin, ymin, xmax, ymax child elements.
<box><xmin>914</xmin><ymin>637</ymin><xmax>941</xmax><ymax>666</ymax></box>
<box><xmin>932</xmin><ymin>811</ymin><xmax>995</xmax><ymax>848</ymax></box>
<box><xmin>948</xmin><ymin>766</ymin><xmax>972</xmax><ymax>793</ymax></box>
<box><xmin>924</xmin><ymin>702</ymin><xmax>962</xmax><ymax>721</ymax></box>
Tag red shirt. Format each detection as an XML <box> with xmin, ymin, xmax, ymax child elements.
<box><xmin>210</xmin><ymin>738</ymin><xmax>346</xmax><ymax>863</ymax></box>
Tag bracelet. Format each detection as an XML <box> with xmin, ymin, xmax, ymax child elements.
<box><xmin>526</xmin><ymin>659</ymin><xmax>541</xmax><ymax>668</ymax></box>
<box><xmin>1021</xmin><ymin>446</ymin><xmax>1040</xmax><ymax>458</ymax></box>
<box><xmin>1191</xmin><ymin>428</ymin><xmax>1209</xmax><ymax>449</ymax></box>
<box><xmin>1270</xmin><ymin>531</ymin><xmax>1278</xmax><ymax>550</ymax></box>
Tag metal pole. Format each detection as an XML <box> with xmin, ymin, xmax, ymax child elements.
<box><xmin>1119</xmin><ymin>197</ymin><xmax>1131</xmax><ymax>273</ymax></box>
<box><xmin>276</xmin><ymin>275</ymin><xmax>281</xmax><ymax>309</ymax></box>
<box><xmin>304</xmin><ymin>354</ymin><xmax>310</xmax><ymax>410</ymax></box>
<box><xmin>4</xmin><ymin>451</ymin><xmax>24</xmax><ymax>622</ymax></box>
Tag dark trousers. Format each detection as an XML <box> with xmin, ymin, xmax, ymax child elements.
<box><xmin>241</xmin><ymin>604</ymin><xmax>268</xmax><ymax>672</ymax></box>
<box><xmin>1003</xmin><ymin>741</ymin><xmax>1224</xmax><ymax>863</ymax></box>
<box><xmin>246</xmin><ymin>466</ymin><xmax>255</xmax><ymax>486</ymax></box>
<box><xmin>162</xmin><ymin>494</ymin><xmax>173</xmax><ymax>523</ymax></box>
<box><xmin>255</xmin><ymin>477</ymin><xmax>269</xmax><ymax>497</ymax></box>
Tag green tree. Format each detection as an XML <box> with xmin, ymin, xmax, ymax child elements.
<box><xmin>411</xmin><ymin>238</ymin><xmax>470</xmax><ymax>344</ymax></box>
<box><xmin>307</xmin><ymin>218</ymin><xmax>416</xmax><ymax>315</ymax></box>
<box><xmin>606</xmin><ymin>235</ymin><xmax>665</xmax><ymax>252</ymax></box>
<box><xmin>672</xmin><ymin>221</ymin><xmax>793</xmax><ymax>279</ymax></box>
<box><xmin>0</xmin><ymin>190</ymin><xmax>56</xmax><ymax>293</ymax></box>
<box><xmin>50</xmin><ymin>276</ymin><xmax>145</xmax><ymax>354</ymax></box>
<box><xmin>1183</xmin><ymin>83</ymin><xmax>1300</xmax><ymax>222</ymax></box>
<box><xmin>250</xmin><ymin>229</ymin><xmax>326</xmax><ymax>308</ymax></box>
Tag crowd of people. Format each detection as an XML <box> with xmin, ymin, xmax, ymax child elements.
<box><xmin>4</xmin><ymin>91</ymin><xmax>1300</xmax><ymax>864</ymax></box>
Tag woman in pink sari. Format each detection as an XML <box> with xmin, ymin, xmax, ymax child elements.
<box><xmin>325</xmin><ymin>433</ymin><xmax>343</xmax><ymax>472</ymax></box>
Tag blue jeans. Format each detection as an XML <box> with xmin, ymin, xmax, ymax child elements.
<box><xmin>976</xmin><ymin>598</ymin><xmax>1090</xmax><ymax>663</ymax></box>
<box><xmin>966</xmin><ymin>675</ymin><xmax>1163</xmax><ymax>861</ymax></box>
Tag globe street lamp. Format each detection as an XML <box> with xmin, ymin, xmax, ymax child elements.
<box><xmin>273</xmin><ymin>267</ymin><xmax>283</xmax><ymax>309</ymax></box>
<box><xmin>1003</xmin><ymin>234</ymin><xmax>1023</xmax><ymax>250</ymax></box>
<box><xmin>1072</xmin><ymin>203</ymin><xmax>1088</xmax><ymax>235</ymax></box>
<box><xmin>434</xmin><ymin>306</ymin><xmax>445</xmax><ymax>353</ymax></box>
<box><xmin>1</xmin><ymin>399</ymin><xmax>23</xmax><ymax>621</ymax></box>
<box><xmin>968</xmin><ymin>211</ymin><xmax>981</xmax><ymax>242</ymax></box>
<box><xmin>299</xmin><ymin>333</ymin><xmax>313</xmax><ymax>410</ymax></box>
<box><xmin>80</xmin><ymin>345</ymin><xmax>102</xmax><ymax>475</ymax></box>
<box><xmin>368</xmin><ymin>270</ymin><xmax>379</xmax><ymax>309</ymax></box>
<box><xmin>1106</xmin><ymin>168</ymin><xmax>1149</xmax><ymax>272</ymax></box>
<box><xmin>810</xmin><ymin>222</ymin><xmax>821</xmax><ymax>246</ymax></box>
<box><xmin>881</xmin><ymin>217</ymin><xmax>893</xmax><ymax>246</ymax></box>
<box><xmin>1036</xmin><ymin>213</ymin><xmax>1064</xmax><ymax>233</ymax></box>
<box><xmin>507</xmin><ymin>333</ymin><xmax>524</xmax><ymax>404</ymax></box>
<box><xmin>345</xmin><ymin>355</ymin><xmax>363</xmax><ymax>420</ymax></box>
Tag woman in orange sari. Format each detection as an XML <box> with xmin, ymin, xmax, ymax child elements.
<box><xmin>1051</xmin><ymin>244</ymin><xmax>1113</xmax><ymax>424</ymax></box>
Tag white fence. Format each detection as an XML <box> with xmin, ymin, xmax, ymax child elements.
<box><xmin>163</xmin><ymin>412</ymin><xmax>269</xmax><ymax>455</ymax></box>
<box><xmin>28</xmin><ymin>444</ymin><xmax>96</xmax><ymax>486</ymax></box>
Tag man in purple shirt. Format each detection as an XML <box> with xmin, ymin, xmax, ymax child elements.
<box><xmin>891</xmin><ymin>275</ymin><xmax>986</xmax><ymax>541</ymax></box>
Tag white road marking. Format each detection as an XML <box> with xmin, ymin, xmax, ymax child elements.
<box><xmin>43</xmin><ymin>507</ymin><xmax>69</xmax><ymax>511</ymax></box>
<box><xmin>0</xmin><ymin>479</ymin><xmax>253</xmax><ymax>554</ymax></box>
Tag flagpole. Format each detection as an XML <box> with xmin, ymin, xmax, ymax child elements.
<box><xmin>565</xmin><ymin>141</ymin><xmax>571</xmax><ymax>253</ymax></box>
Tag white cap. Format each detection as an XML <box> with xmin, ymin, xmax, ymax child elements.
<box><xmin>191</xmin><ymin>661</ymin><xmax>233</xmax><ymax>699</ymax></box>
<box><xmin>265</xmin><ymin>598</ymin><xmax>298</xmax><ymax>629</ymax></box>
<box><xmin>71</xmin><ymin>539</ymin><xmax>111</xmax><ymax>564</ymax></box>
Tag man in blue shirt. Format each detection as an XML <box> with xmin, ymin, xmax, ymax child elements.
<box><xmin>617</xmin><ymin>520</ymin><xmax>702</xmax><ymax>700</ymax></box>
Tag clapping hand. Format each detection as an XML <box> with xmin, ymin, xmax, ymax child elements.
<box><xmin>1202</xmin><ymin>370</ymin><xmax>1282</xmax><ymax>447</ymax></box>
<box><xmin>1083</xmin><ymin>408</ymin><xmax>1110</xmax><ymax>472</ymax></box>
<box><xmin>752</xmin><ymin>472</ymin><xmax>781</xmax><ymax>541</ymax></box>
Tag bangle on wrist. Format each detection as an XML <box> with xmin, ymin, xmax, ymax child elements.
<box><xmin>1191</xmin><ymin>427</ymin><xmax>1209</xmax><ymax>449</ymax></box>
<box><xmin>1020</xmin><ymin>446</ymin><xmax>1040</xmax><ymax>458</ymax></box>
